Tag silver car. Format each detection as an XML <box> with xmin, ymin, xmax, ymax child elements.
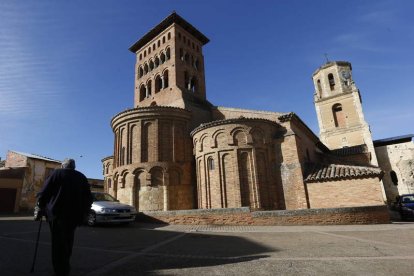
<box><xmin>87</xmin><ymin>192</ymin><xmax>137</xmax><ymax>226</ymax></box>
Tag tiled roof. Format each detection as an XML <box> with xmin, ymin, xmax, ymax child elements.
<box><xmin>129</xmin><ymin>12</ymin><xmax>209</xmax><ymax>53</ymax></box>
<box><xmin>10</xmin><ymin>151</ymin><xmax>61</xmax><ymax>163</ymax></box>
<box><xmin>305</xmin><ymin>163</ymin><xmax>382</xmax><ymax>183</ymax></box>
<box><xmin>373</xmin><ymin>134</ymin><xmax>414</xmax><ymax>147</ymax></box>
<box><xmin>330</xmin><ymin>144</ymin><xmax>368</xmax><ymax>156</ymax></box>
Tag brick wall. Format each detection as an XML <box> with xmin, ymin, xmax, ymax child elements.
<box><xmin>137</xmin><ymin>205</ymin><xmax>390</xmax><ymax>225</ymax></box>
<box><xmin>307</xmin><ymin>177</ymin><xmax>384</xmax><ymax>208</ymax></box>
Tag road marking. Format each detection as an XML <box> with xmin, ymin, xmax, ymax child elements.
<box><xmin>313</xmin><ymin>230</ymin><xmax>412</xmax><ymax>249</ymax></box>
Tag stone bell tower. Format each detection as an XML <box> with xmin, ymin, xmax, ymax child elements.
<box><xmin>129</xmin><ymin>12</ymin><xmax>209</xmax><ymax>111</ymax></box>
<box><xmin>312</xmin><ymin>61</ymin><xmax>378</xmax><ymax>165</ymax></box>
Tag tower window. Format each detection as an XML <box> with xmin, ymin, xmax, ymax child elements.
<box><xmin>332</xmin><ymin>103</ymin><xmax>345</xmax><ymax>127</ymax></box>
<box><xmin>155</xmin><ymin>56</ymin><xmax>160</xmax><ymax>67</ymax></box>
<box><xmin>155</xmin><ymin>75</ymin><xmax>162</xmax><ymax>93</ymax></box>
<box><xmin>144</xmin><ymin>50</ymin><xmax>147</xmax><ymax>57</ymax></box>
<box><xmin>138</xmin><ymin>54</ymin><xmax>142</xmax><ymax>61</ymax></box>
<box><xmin>178</xmin><ymin>32</ymin><xmax>181</xmax><ymax>40</ymax></box>
<box><xmin>149</xmin><ymin>60</ymin><xmax>154</xmax><ymax>71</ymax></box>
<box><xmin>144</xmin><ymin>63</ymin><xmax>149</xmax><ymax>75</ymax></box>
<box><xmin>138</xmin><ymin>66</ymin><xmax>143</xmax><ymax>78</ymax></box>
<box><xmin>162</xmin><ymin>36</ymin><xmax>166</xmax><ymax>43</ymax></box>
<box><xmin>166</xmin><ymin>48</ymin><xmax>171</xmax><ymax>60</ymax></box>
<box><xmin>190</xmin><ymin>77</ymin><xmax>197</xmax><ymax>93</ymax></box>
<box><xmin>390</xmin><ymin>170</ymin><xmax>398</xmax><ymax>185</ymax></box>
<box><xmin>160</xmin><ymin>52</ymin><xmax>166</xmax><ymax>64</ymax></box>
<box><xmin>328</xmin><ymin>73</ymin><xmax>335</xmax><ymax>90</ymax></box>
<box><xmin>163</xmin><ymin>70</ymin><xmax>169</xmax><ymax>88</ymax></box>
<box><xmin>139</xmin><ymin>85</ymin><xmax>146</xmax><ymax>101</ymax></box>
<box><xmin>180</xmin><ymin>48</ymin><xmax>184</xmax><ymax>60</ymax></box>
<box><xmin>148</xmin><ymin>47</ymin><xmax>151</xmax><ymax>54</ymax></box>
<box><xmin>317</xmin><ymin>79</ymin><xmax>322</xmax><ymax>97</ymax></box>
<box><xmin>158</xmin><ymin>40</ymin><xmax>160</xmax><ymax>47</ymax></box>
<box><xmin>153</xmin><ymin>44</ymin><xmax>155</xmax><ymax>50</ymax></box>
<box><xmin>167</xmin><ymin>32</ymin><xmax>171</xmax><ymax>40</ymax></box>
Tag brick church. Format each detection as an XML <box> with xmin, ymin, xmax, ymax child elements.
<box><xmin>102</xmin><ymin>12</ymin><xmax>387</xmax><ymax>213</ymax></box>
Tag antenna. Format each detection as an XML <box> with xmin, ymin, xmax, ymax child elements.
<box><xmin>324</xmin><ymin>53</ymin><xmax>330</xmax><ymax>63</ymax></box>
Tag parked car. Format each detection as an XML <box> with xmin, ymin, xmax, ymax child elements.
<box><xmin>392</xmin><ymin>194</ymin><xmax>414</xmax><ymax>220</ymax></box>
<box><xmin>87</xmin><ymin>192</ymin><xmax>137</xmax><ymax>226</ymax></box>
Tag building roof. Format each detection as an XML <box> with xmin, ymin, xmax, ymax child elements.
<box><xmin>312</xmin><ymin>61</ymin><xmax>352</xmax><ymax>76</ymax></box>
<box><xmin>10</xmin><ymin>150</ymin><xmax>61</xmax><ymax>163</ymax></box>
<box><xmin>305</xmin><ymin>163</ymin><xmax>382</xmax><ymax>183</ymax></box>
<box><xmin>330</xmin><ymin>144</ymin><xmax>368</xmax><ymax>156</ymax></box>
<box><xmin>373</xmin><ymin>134</ymin><xmax>414</xmax><ymax>147</ymax></box>
<box><xmin>0</xmin><ymin>167</ymin><xmax>26</xmax><ymax>179</ymax></box>
<box><xmin>129</xmin><ymin>12</ymin><xmax>210</xmax><ymax>53</ymax></box>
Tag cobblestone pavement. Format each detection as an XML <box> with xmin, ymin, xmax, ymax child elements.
<box><xmin>1</xmin><ymin>216</ymin><xmax>414</xmax><ymax>275</ymax></box>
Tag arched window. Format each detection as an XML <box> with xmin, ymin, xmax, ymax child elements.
<box><xmin>332</xmin><ymin>103</ymin><xmax>345</xmax><ymax>127</ymax></box>
<box><xmin>184</xmin><ymin>71</ymin><xmax>189</xmax><ymax>90</ymax></box>
<box><xmin>166</xmin><ymin>48</ymin><xmax>171</xmax><ymax>60</ymax></box>
<box><xmin>179</xmin><ymin>48</ymin><xmax>184</xmax><ymax>60</ymax></box>
<box><xmin>139</xmin><ymin>54</ymin><xmax>142</xmax><ymax>60</ymax></box>
<box><xmin>108</xmin><ymin>178</ymin><xmax>112</xmax><ymax>189</ymax></box>
<box><xmin>144</xmin><ymin>50</ymin><xmax>147</xmax><ymax>57</ymax></box>
<box><xmin>162</xmin><ymin>36</ymin><xmax>166</xmax><ymax>43</ymax></box>
<box><xmin>147</xmin><ymin>80</ymin><xmax>152</xmax><ymax>97</ymax></box>
<box><xmin>154</xmin><ymin>56</ymin><xmax>160</xmax><ymax>67</ymax></box>
<box><xmin>148</xmin><ymin>47</ymin><xmax>151</xmax><ymax>54</ymax></box>
<box><xmin>138</xmin><ymin>66</ymin><xmax>143</xmax><ymax>78</ymax></box>
<box><xmin>194</xmin><ymin>58</ymin><xmax>199</xmax><ymax>70</ymax></box>
<box><xmin>149</xmin><ymin>60</ymin><xmax>154</xmax><ymax>71</ymax></box>
<box><xmin>317</xmin><ymin>79</ymin><xmax>322</xmax><ymax>96</ymax></box>
<box><xmin>167</xmin><ymin>32</ymin><xmax>171</xmax><ymax>40</ymax></box>
<box><xmin>157</xmin><ymin>40</ymin><xmax>160</xmax><ymax>47</ymax></box>
<box><xmin>163</xmin><ymin>70</ymin><xmax>169</xmax><ymax>88</ymax></box>
<box><xmin>190</xmin><ymin>77</ymin><xmax>197</xmax><ymax>92</ymax></box>
<box><xmin>153</xmin><ymin>44</ymin><xmax>155</xmax><ymax>50</ymax></box>
<box><xmin>328</xmin><ymin>73</ymin><xmax>335</xmax><ymax>90</ymax></box>
<box><xmin>139</xmin><ymin>85</ymin><xmax>146</xmax><ymax>101</ymax></box>
<box><xmin>160</xmin><ymin>52</ymin><xmax>166</xmax><ymax>64</ymax></box>
<box><xmin>155</xmin><ymin>75</ymin><xmax>162</xmax><ymax>92</ymax></box>
<box><xmin>390</xmin><ymin>170</ymin><xmax>398</xmax><ymax>185</ymax></box>
<box><xmin>144</xmin><ymin>63</ymin><xmax>149</xmax><ymax>75</ymax></box>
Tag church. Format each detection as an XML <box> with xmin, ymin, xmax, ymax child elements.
<box><xmin>101</xmin><ymin>12</ymin><xmax>400</xmax><ymax>216</ymax></box>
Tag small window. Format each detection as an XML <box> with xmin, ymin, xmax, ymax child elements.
<box><xmin>108</xmin><ymin>179</ymin><xmax>112</xmax><ymax>189</ymax></box>
<box><xmin>178</xmin><ymin>32</ymin><xmax>181</xmax><ymax>40</ymax></box>
<box><xmin>153</xmin><ymin>44</ymin><xmax>155</xmax><ymax>50</ymax></box>
<box><xmin>167</xmin><ymin>32</ymin><xmax>171</xmax><ymax>40</ymax></box>
<box><xmin>158</xmin><ymin>40</ymin><xmax>160</xmax><ymax>47</ymax></box>
<box><xmin>139</xmin><ymin>53</ymin><xmax>142</xmax><ymax>60</ymax></box>
<box><xmin>148</xmin><ymin>47</ymin><xmax>151</xmax><ymax>54</ymax></box>
<box><xmin>162</xmin><ymin>36</ymin><xmax>166</xmax><ymax>43</ymax></box>
<box><xmin>166</xmin><ymin>48</ymin><xmax>171</xmax><ymax>60</ymax></box>
<box><xmin>144</xmin><ymin>50</ymin><xmax>147</xmax><ymax>57</ymax></box>
<box><xmin>332</xmin><ymin>103</ymin><xmax>344</xmax><ymax>127</ymax></box>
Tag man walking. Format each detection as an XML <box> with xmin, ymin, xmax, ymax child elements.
<box><xmin>36</xmin><ymin>158</ymin><xmax>93</xmax><ymax>276</ymax></box>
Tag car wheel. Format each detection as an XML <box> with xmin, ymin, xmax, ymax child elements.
<box><xmin>87</xmin><ymin>211</ymin><xmax>97</xmax><ymax>226</ymax></box>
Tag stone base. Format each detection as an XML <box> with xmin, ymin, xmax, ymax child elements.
<box><xmin>137</xmin><ymin>205</ymin><xmax>390</xmax><ymax>225</ymax></box>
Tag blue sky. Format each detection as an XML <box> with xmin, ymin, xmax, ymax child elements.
<box><xmin>1</xmin><ymin>0</ymin><xmax>413</xmax><ymax>179</ymax></box>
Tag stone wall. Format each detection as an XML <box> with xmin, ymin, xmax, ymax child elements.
<box><xmin>138</xmin><ymin>205</ymin><xmax>390</xmax><ymax>225</ymax></box>
<box><xmin>375</xmin><ymin>141</ymin><xmax>414</xmax><ymax>202</ymax></box>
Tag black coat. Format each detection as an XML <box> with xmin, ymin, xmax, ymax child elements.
<box><xmin>37</xmin><ymin>168</ymin><xmax>93</xmax><ymax>225</ymax></box>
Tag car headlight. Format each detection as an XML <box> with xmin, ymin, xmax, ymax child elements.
<box><xmin>101</xmin><ymin>208</ymin><xmax>117</xmax><ymax>213</ymax></box>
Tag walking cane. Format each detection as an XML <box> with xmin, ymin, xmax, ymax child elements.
<box><xmin>30</xmin><ymin>218</ymin><xmax>43</xmax><ymax>273</ymax></box>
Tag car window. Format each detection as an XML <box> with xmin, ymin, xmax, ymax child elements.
<box><xmin>401</xmin><ymin>195</ymin><xmax>414</xmax><ymax>203</ymax></box>
<box><xmin>93</xmin><ymin>193</ymin><xmax>116</xmax><ymax>202</ymax></box>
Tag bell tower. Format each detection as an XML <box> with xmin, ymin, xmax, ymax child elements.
<box><xmin>129</xmin><ymin>12</ymin><xmax>209</xmax><ymax>110</ymax></box>
<box><xmin>312</xmin><ymin>61</ymin><xmax>378</xmax><ymax>165</ymax></box>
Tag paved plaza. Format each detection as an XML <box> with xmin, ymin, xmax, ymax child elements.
<box><xmin>0</xmin><ymin>216</ymin><xmax>413</xmax><ymax>275</ymax></box>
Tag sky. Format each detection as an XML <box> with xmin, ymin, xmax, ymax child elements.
<box><xmin>1</xmin><ymin>0</ymin><xmax>413</xmax><ymax>179</ymax></box>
